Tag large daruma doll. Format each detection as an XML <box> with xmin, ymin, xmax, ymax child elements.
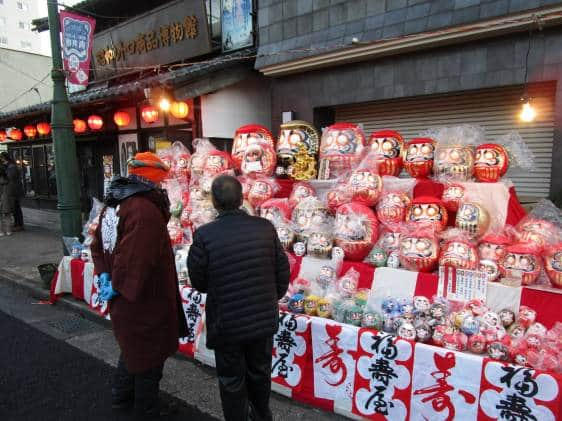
<box><xmin>334</xmin><ymin>202</ymin><xmax>378</xmax><ymax>261</ymax></box>
<box><xmin>404</xmin><ymin>137</ymin><xmax>435</xmax><ymax>178</ymax></box>
<box><xmin>232</xmin><ymin>124</ymin><xmax>275</xmax><ymax>170</ymax></box>
<box><xmin>240</xmin><ymin>141</ymin><xmax>276</xmax><ymax>178</ymax></box>
<box><xmin>399</xmin><ymin>225</ymin><xmax>440</xmax><ymax>272</ymax></box>
<box><xmin>319</xmin><ymin>123</ymin><xmax>366</xmax><ymax>179</ymax></box>
<box><xmin>276</xmin><ymin>120</ymin><xmax>319</xmax><ymax>180</ymax></box>
<box><xmin>367</xmin><ymin>130</ymin><xmax>405</xmax><ymax>177</ymax></box>
<box><xmin>475</xmin><ymin>143</ymin><xmax>509</xmax><ymax>183</ymax></box>
<box><xmin>405</xmin><ymin>196</ymin><xmax>448</xmax><ymax>232</ymax></box>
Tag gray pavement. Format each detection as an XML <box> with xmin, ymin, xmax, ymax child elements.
<box><xmin>0</xmin><ymin>220</ymin><xmax>346</xmax><ymax>421</ymax></box>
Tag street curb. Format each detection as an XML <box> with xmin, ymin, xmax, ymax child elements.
<box><xmin>0</xmin><ymin>268</ymin><xmax>112</xmax><ymax>328</ymax></box>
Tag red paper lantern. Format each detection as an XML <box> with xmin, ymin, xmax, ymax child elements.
<box><xmin>24</xmin><ymin>125</ymin><xmax>37</xmax><ymax>139</ymax></box>
<box><xmin>87</xmin><ymin>115</ymin><xmax>104</xmax><ymax>130</ymax></box>
<box><xmin>36</xmin><ymin>122</ymin><xmax>51</xmax><ymax>136</ymax></box>
<box><xmin>170</xmin><ymin>101</ymin><xmax>189</xmax><ymax>119</ymax></box>
<box><xmin>113</xmin><ymin>110</ymin><xmax>131</xmax><ymax>127</ymax></box>
<box><xmin>8</xmin><ymin>128</ymin><xmax>23</xmax><ymax>141</ymax></box>
<box><xmin>141</xmin><ymin>105</ymin><xmax>159</xmax><ymax>124</ymax></box>
<box><xmin>73</xmin><ymin>119</ymin><xmax>87</xmax><ymax>133</ymax></box>
<box><xmin>0</xmin><ymin>130</ymin><xmax>6</xmax><ymax>141</ymax></box>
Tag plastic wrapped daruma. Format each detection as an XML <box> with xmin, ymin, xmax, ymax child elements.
<box><xmin>318</xmin><ymin>123</ymin><xmax>366</xmax><ymax>180</ymax></box>
<box><xmin>475</xmin><ymin>143</ymin><xmax>509</xmax><ymax>183</ymax></box>
<box><xmin>334</xmin><ymin>202</ymin><xmax>379</xmax><ymax>261</ymax></box>
<box><xmin>544</xmin><ymin>243</ymin><xmax>562</xmax><ymax>288</ymax></box>
<box><xmin>204</xmin><ymin>150</ymin><xmax>233</xmax><ymax>176</ymax></box>
<box><xmin>288</xmin><ymin>182</ymin><xmax>316</xmax><ymax>209</ymax></box>
<box><xmin>348</xmin><ymin>168</ymin><xmax>383</xmax><ymax>207</ymax></box>
<box><xmin>405</xmin><ymin>196</ymin><xmax>448</xmax><ymax>232</ymax></box>
<box><xmin>276</xmin><ymin>120</ymin><xmax>319</xmax><ymax>180</ymax></box>
<box><xmin>455</xmin><ymin>202</ymin><xmax>490</xmax><ymax>239</ymax></box>
<box><xmin>442</xmin><ymin>183</ymin><xmax>466</xmax><ymax>213</ymax></box>
<box><xmin>499</xmin><ymin>242</ymin><xmax>542</xmax><ymax>286</ymax></box>
<box><xmin>376</xmin><ymin>191</ymin><xmax>411</xmax><ymax>226</ymax></box>
<box><xmin>439</xmin><ymin>237</ymin><xmax>479</xmax><ymax>270</ymax></box>
<box><xmin>434</xmin><ymin>144</ymin><xmax>475</xmax><ymax>181</ymax></box>
<box><xmin>367</xmin><ymin>130</ymin><xmax>405</xmax><ymax>177</ymax></box>
<box><xmin>240</xmin><ymin>141</ymin><xmax>276</xmax><ymax>178</ymax></box>
<box><xmin>516</xmin><ymin>218</ymin><xmax>560</xmax><ymax>250</ymax></box>
<box><xmin>259</xmin><ymin>198</ymin><xmax>292</xmax><ymax>224</ymax></box>
<box><xmin>399</xmin><ymin>225</ymin><xmax>440</xmax><ymax>272</ymax></box>
<box><xmin>291</xmin><ymin>197</ymin><xmax>331</xmax><ymax>241</ymax></box>
<box><xmin>404</xmin><ymin>137</ymin><xmax>435</xmax><ymax>178</ymax></box>
<box><xmin>247</xmin><ymin>178</ymin><xmax>278</xmax><ymax>209</ymax></box>
<box><xmin>232</xmin><ymin>124</ymin><xmax>275</xmax><ymax>170</ymax></box>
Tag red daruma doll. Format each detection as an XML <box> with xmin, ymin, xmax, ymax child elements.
<box><xmin>240</xmin><ymin>141</ymin><xmax>276</xmax><ymax>178</ymax></box>
<box><xmin>474</xmin><ymin>143</ymin><xmax>509</xmax><ymax>183</ymax></box>
<box><xmin>499</xmin><ymin>242</ymin><xmax>543</xmax><ymax>286</ymax></box>
<box><xmin>334</xmin><ymin>202</ymin><xmax>378</xmax><ymax>261</ymax></box>
<box><xmin>398</xmin><ymin>224</ymin><xmax>440</xmax><ymax>272</ymax></box>
<box><xmin>318</xmin><ymin>123</ymin><xmax>366</xmax><ymax>180</ymax></box>
<box><xmin>367</xmin><ymin>130</ymin><xmax>405</xmax><ymax>177</ymax></box>
<box><xmin>232</xmin><ymin>124</ymin><xmax>275</xmax><ymax>170</ymax></box>
<box><xmin>405</xmin><ymin>196</ymin><xmax>448</xmax><ymax>233</ymax></box>
<box><xmin>403</xmin><ymin>137</ymin><xmax>435</xmax><ymax>178</ymax></box>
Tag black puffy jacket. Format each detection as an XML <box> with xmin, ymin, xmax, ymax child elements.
<box><xmin>187</xmin><ymin>209</ymin><xmax>290</xmax><ymax>349</ymax></box>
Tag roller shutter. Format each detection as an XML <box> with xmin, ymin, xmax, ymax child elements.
<box><xmin>335</xmin><ymin>84</ymin><xmax>555</xmax><ymax>199</ymax></box>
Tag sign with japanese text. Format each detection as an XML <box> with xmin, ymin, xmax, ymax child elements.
<box><xmin>311</xmin><ymin>318</ymin><xmax>358</xmax><ymax>412</ymax></box>
<box><xmin>221</xmin><ymin>0</ymin><xmax>254</xmax><ymax>52</ymax></box>
<box><xmin>60</xmin><ymin>10</ymin><xmax>96</xmax><ymax>86</ymax></box>
<box><xmin>411</xmin><ymin>344</ymin><xmax>481</xmax><ymax>420</ymax></box>
<box><xmin>353</xmin><ymin>330</ymin><xmax>414</xmax><ymax>420</ymax></box>
<box><xmin>92</xmin><ymin>0</ymin><xmax>211</xmax><ymax>80</ymax></box>
<box><xmin>178</xmin><ymin>286</ymin><xmax>206</xmax><ymax>358</ymax></box>
<box><xmin>272</xmin><ymin>312</ymin><xmax>310</xmax><ymax>392</ymax></box>
<box><xmin>438</xmin><ymin>266</ymin><xmax>488</xmax><ymax>302</ymax></box>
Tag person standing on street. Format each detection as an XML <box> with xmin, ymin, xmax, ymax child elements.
<box><xmin>91</xmin><ymin>152</ymin><xmax>187</xmax><ymax>420</ymax></box>
<box><xmin>188</xmin><ymin>175</ymin><xmax>290</xmax><ymax>421</ymax></box>
<box><xmin>0</xmin><ymin>152</ymin><xmax>24</xmax><ymax>231</ymax></box>
<box><xmin>0</xmin><ymin>165</ymin><xmax>14</xmax><ymax>236</ymax></box>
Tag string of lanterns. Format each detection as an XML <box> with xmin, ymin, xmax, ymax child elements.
<box><xmin>0</xmin><ymin>99</ymin><xmax>191</xmax><ymax>142</ymax></box>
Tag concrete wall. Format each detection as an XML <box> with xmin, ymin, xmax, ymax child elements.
<box><xmin>0</xmin><ymin>48</ymin><xmax>52</xmax><ymax>112</ymax></box>
<box><xmin>0</xmin><ymin>0</ymin><xmax>44</xmax><ymax>55</ymax></box>
<box><xmin>256</xmin><ymin>0</ymin><xmax>562</xmax><ymax>68</ymax></box>
<box><xmin>267</xmin><ymin>27</ymin><xmax>562</xmax><ymax>195</ymax></box>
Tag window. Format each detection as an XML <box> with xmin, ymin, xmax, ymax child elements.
<box><xmin>0</xmin><ymin>36</ymin><xmax>7</xmax><ymax>46</ymax></box>
<box><xmin>205</xmin><ymin>0</ymin><xmax>222</xmax><ymax>49</ymax></box>
<box><xmin>18</xmin><ymin>21</ymin><xmax>30</xmax><ymax>30</ymax></box>
<box><xmin>17</xmin><ymin>2</ymin><xmax>28</xmax><ymax>11</ymax></box>
<box><xmin>20</xmin><ymin>40</ymin><xmax>31</xmax><ymax>49</ymax></box>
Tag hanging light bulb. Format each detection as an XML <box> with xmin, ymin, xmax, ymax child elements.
<box><xmin>519</xmin><ymin>96</ymin><xmax>536</xmax><ymax>123</ymax></box>
<box><xmin>158</xmin><ymin>97</ymin><xmax>171</xmax><ymax>112</ymax></box>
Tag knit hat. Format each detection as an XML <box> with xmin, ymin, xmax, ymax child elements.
<box><xmin>128</xmin><ymin>152</ymin><xmax>170</xmax><ymax>184</ymax></box>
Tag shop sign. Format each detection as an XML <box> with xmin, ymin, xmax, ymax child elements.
<box><xmin>60</xmin><ymin>11</ymin><xmax>96</xmax><ymax>86</ymax></box>
<box><xmin>92</xmin><ymin>0</ymin><xmax>211</xmax><ymax>80</ymax></box>
<box><xmin>221</xmin><ymin>0</ymin><xmax>254</xmax><ymax>52</ymax></box>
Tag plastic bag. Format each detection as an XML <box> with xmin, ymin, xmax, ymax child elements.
<box><xmin>334</xmin><ymin>202</ymin><xmax>379</xmax><ymax>261</ymax></box>
<box><xmin>398</xmin><ymin>223</ymin><xmax>440</xmax><ymax>273</ymax></box>
<box><xmin>291</xmin><ymin>196</ymin><xmax>331</xmax><ymax>241</ymax></box>
<box><xmin>288</xmin><ymin>181</ymin><xmax>317</xmax><ymax>209</ymax></box>
<box><xmin>247</xmin><ymin>177</ymin><xmax>279</xmax><ymax>209</ymax></box>
<box><xmin>190</xmin><ymin>138</ymin><xmax>217</xmax><ymax>177</ymax></box>
<box><xmin>82</xmin><ymin>197</ymin><xmax>104</xmax><ymax>246</ymax></box>
<box><xmin>318</xmin><ymin>122</ymin><xmax>366</xmax><ymax>180</ymax></box>
<box><xmin>171</xmin><ymin>141</ymin><xmax>191</xmax><ymax>185</ymax></box>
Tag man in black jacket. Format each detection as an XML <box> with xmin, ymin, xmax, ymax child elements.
<box><xmin>188</xmin><ymin>175</ymin><xmax>290</xmax><ymax>421</ymax></box>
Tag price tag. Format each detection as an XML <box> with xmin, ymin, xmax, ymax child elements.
<box><xmin>438</xmin><ymin>265</ymin><xmax>488</xmax><ymax>302</ymax></box>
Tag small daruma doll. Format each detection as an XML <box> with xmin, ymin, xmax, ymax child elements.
<box><xmin>544</xmin><ymin>243</ymin><xmax>562</xmax><ymax>288</ymax></box>
<box><xmin>204</xmin><ymin>150</ymin><xmax>233</xmax><ymax>176</ymax></box>
<box><xmin>405</xmin><ymin>196</ymin><xmax>448</xmax><ymax>232</ymax></box>
<box><xmin>398</xmin><ymin>226</ymin><xmax>440</xmax><ymax>272</ymax></box>
<box><xmin>478</xmin><ymin>233</ymin><xmax>510</xmax><ymax>262</ymax></box>
<box><xmin>442</xmin><ymin>183</ymin><xmax>466</xmax><ymax>213</ymax></box>
<box><xmin>367</xmin><ymin>129</ymin><xmax>405</xmax><ymax>177</ymax></box>
<box><xmin>499</xmin><ymin>242</ymin><xmax>542</xmax><ymax>286</ymax></box>
<box><xmin>376</xmin><ymin>192</ymin><xmax>411</xmax><ymax>226</ymax></box>
<box><xmin>475</xmin><ymin>143</ymin><xmax>509</xmax><ymax>183</ymax></box>
<box><xmin>240</xmin><ymin>141</ymin><xmax>277</xmax><ymax>178</ymax></box>
<box><xmin>232</xmin><ymin>124</ymin><xmax>275</xmax><ymax>169</ymax></box>
<box><xmin>276</xmin><ymin>120</ymin><xmax>320</xmax><ymax>179</ymax></box>
<box><xmin>259</xmin><ymin>198</ymin><xmax>292</xmax><ymax>224</ymax></box>
<box><xmin>439</xmin><ymin>237</ymin><xmax>479</xmax><ymax>270</ymax></box>
<box><xmin>404</xmin><ymin>137</ymin><xmax>435</xmax><ymax>178</ymax></box>
<box><xmin>434</xmin><ymin>144</ymin><xmax>475</xmax><ymax>181</ymax></box>
<box><xmin>455</xmin><ymin>202</ymin><xmax>490</xmax><ymax>239</ymax></box>
<box><xmin>348</xmin><ymin>168</ymin><xmax>383</xmax><ymax>207</ymax></box>
<box><xmin>289</xmin><ymin>182</ymin><xmax>316</xmax><ymax>209</ymax></box>
<box><xmin>318</xmin><ymin>123</ymin><xmax>366</xmax><ymax>179</ymax></box>
<box><xmin>334</xmin><ymin>203</ymin><xmax>379</xmax><ymax>261</ymax></box>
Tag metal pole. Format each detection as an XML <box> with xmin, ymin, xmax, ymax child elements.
<box><xmin>47</xmin><ymin>0</ymin><xmax>82</xmax><ymax>240</ymax></box>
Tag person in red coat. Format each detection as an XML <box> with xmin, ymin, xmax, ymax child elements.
<box><xmin>91</xmin><ymin>152</ymin><xmax>187</xmax><ymax>419</ymax></box>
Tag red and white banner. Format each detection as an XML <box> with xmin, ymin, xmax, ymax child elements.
<box><xmin>178</xmin><ymin>287</ymin><xmax>206</xmax><ymax>358</ymax></box>
<box><xmin>59</xmin><ymin>11</ymin><xmax>95</xmax><ymax>86</ymax></box>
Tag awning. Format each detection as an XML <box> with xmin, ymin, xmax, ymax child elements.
<box><xmin>0</xmin><ymin>48</ymin><xmax>256</xmax><ymax>124</ymax></box>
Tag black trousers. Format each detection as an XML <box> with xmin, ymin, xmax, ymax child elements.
<box><xmin>214</xmin><ymin>336</ymin><xmax>274</xmax><ymax>421</ymax></box>
<box><xmin>112</xmin><ymin>354</ymin><xmax>164</xmax><ymax>419</ymax></box>
<box><xmin>13</xmin><ymin>199</ymin><xmax>23</xmax><ymax>227</ymax></box>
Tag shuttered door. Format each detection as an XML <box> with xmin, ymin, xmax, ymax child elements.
<box><xmin>335</xmin><ymin>83</ymin><xmax>555</xmax><ymax>199</ymax></box>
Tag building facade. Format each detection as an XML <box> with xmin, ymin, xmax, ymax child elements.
<box><xmin>255</xmin><ymin>0</ymin><xmax>562</xmax><ymax>201</ymax></box>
